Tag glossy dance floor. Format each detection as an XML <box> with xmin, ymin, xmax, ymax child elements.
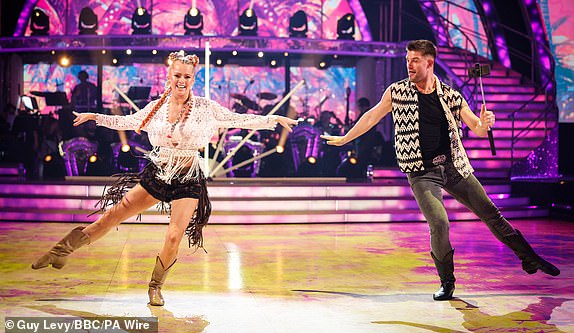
<box><xmin>1</xmin><ymin>219</ymin><xmax>573</xmax><ymax>332</ymax></box>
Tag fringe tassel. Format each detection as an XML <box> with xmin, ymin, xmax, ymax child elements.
<box><xmin>185</xmin><ymin>176</ymin><xmax>212</xmax><ymax>252</ymax></box>
<box><xmin>149</xmin><ymin>148</ymin><xmax>201</xmax><ymax>185</ymax></box>
<box><xmin>157</xmin><ymin>201</ymin><xmax>171</xmax><ymax>215</ymax></box>
<box><xmin>90</xmin><ymin>172</ymin><xmax>142</xmax><ymax>219</ymax></box>
<box><xmin>90</xmin><ymin>163</ymin><xmax>211</xmax><ymax>252</ymax></box>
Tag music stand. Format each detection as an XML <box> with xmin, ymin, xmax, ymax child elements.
<box><xmin>44</xmin><ymin>92</ymin><xmax>70</xmax><ymax>107</ymax></box>
<box><xmin>126</xmin><ymin>87</ymin><xmax>151</xmax><ymax>110</ymax></box>
<box><xmin>127</xmin><ymin>86</ymin><xmax>151</xmax><ymax>102</ymax></box>
<box><xmin>19</xmin><ymin>95</ymin><xmax>39</xmax><ymax>112</ymax></box>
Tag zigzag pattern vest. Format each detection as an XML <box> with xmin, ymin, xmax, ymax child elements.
<box><xmin>390</xmin><ymin>77</ymin><xmax>474</xmax><ymax>178</ymax></box>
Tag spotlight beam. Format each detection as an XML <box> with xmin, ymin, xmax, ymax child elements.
<box><xmin>209</xmin><ymin>79</ymin><xmax>305</xmax><ymax>178</ymax></box>
<box><xmin>211</xmin><ymin>128</ymin><xmax>229</xmax><ymax>170</ymax></box>
<box><xmin>107</xmin><ymin>80</ymin><xmax>142</xmax><ymax>145</ymax></box>
<box><xmin>107</xmin><ymin>80</ymin><xmax>141</xmax><ymax>113</ymax></box>
<box><xmin>213</xmin><ymin>147</ymin><xmax>277</xmax><ymax>178</ymax></box>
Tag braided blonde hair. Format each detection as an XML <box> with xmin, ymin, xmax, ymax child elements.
<box><xmin>136</xmin><ymin>51</ymin><xmax>199</xmax><ymax>134</ymax></box>
<box><xmin>136</xmin><ymin>86</ymin><xmax>171</xmax><ymax>134</ymax></box>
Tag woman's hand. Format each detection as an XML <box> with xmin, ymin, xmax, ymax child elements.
<box><xmin>72</xmin><ymin>111</ymin><xmax>96</xmax><ymax>126</ymax></box>
<box><xmin>275</xmin><ymin>116</ymin><xmax>299</xmax><ymax>132</ymax></box>
<box><xmin>320</xmin><ymin>135</ymin><xmax>347</xmax><ymax>146</ymax></box>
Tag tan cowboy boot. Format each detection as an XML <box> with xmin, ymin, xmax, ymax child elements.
<box><xmin>32</xmin><ymin>226</ymin><xmax>91</xmax><ymax>269</ymax></box>
<box><xmin>148</xmin><ymin>256</ymin><xmax>176</xmax><ymax>306</ymax></box>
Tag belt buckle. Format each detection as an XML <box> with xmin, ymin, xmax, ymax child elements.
<box><xmin>432</xmin><ymin>154</ymin><xmax>447</xmax><ymax>166</ymax></box>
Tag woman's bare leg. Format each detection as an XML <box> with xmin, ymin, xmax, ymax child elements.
<box><xmin>148</xmin><ymin>197</ymin><xmax>198</xmax><ymax>306</ymax></box>
<box><xmin>158</xmin><ymin>197</ymin><xmax>199</xmax><ymax>265</ymax></box>
<box><xmin>84</xmin><ymin>184</ymin><xmax>160</xmax><ymax>242</ymax></box>
<box><xmin>32</xmin><ymin>184</ymin><xmax>159</xmax><ymax>270</ymax></box>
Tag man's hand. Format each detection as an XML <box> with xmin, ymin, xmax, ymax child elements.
<box><xmin>276</xmin><ymin>116</ymin><xmax>299</xmax><ymax>132</ymax></box>
<box><xmin>320</xmin><ymin>135</ymin><xmax>347</xmax><ymax>146</ymax></box>
<box><xmin>72</xmin><ymin>111</ymin><xmax>96</xmax><ymax>127</ymax></box>
<box><xmin>479</xmin><ymin>104</ymin><xmax>495</xmax><ymax>130</ymax></box>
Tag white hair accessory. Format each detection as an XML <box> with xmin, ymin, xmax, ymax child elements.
<box><xmin>168</xmin><ymin>50</ymin><xmax>199</xmax><ymax>66</ymax></box>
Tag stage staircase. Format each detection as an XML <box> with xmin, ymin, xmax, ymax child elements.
<box><xmin>437</xmin><ymin>46</ymin><xmax>556</xmax><ymax>180</ymax></box>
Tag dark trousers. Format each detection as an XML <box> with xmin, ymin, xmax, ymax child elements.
<box><xmin>407</xmin><ymin>162</ymin><xmax>516</xmax><ymax>260</ymax></box>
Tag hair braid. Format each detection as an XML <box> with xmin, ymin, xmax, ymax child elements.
<box><xmin>136</xmin><ymin>86</ymin><xmax>171</xmax><ymax>134</ymax></box>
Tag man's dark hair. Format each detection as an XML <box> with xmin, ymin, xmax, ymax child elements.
<box><xmin>406</xmin><ymin>40</ymin><xmax>437</xmax><ymax>59</ymax></box>
<box><xmin>358</xmin><ymin>97</ymin><xmax>370</xmax><ymax>109</ymax></box>
<box><xmin>78</xmin><ymin>70</ymin><xmax>89</xmax><ymax>81</ymax></box>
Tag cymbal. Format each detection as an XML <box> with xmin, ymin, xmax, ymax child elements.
<box><xmin>241</xmin><ymin>98</ymin><xmax>260</xmax><ymax>111</ymax></box>
<box><xmin>230</xmin><ymin>93</ymin><xmax>247</xmax><ymax>100</ymax></box>
<box><xmin>257</xmin><ymin>92</ymin><xmax>278</xmax><ymax>100</ymax></box>
<box><xmin>230</xmin><ymin>93</ymin><xmax>260</xmax><ymax>110</ymax></box>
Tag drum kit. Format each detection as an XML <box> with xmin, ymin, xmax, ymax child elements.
<box><xmin>230</xmin><ymin>91</ymin><xmax>278</xmax><ymax>114</ymax></box>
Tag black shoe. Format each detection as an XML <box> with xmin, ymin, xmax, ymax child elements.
<box><xmin>503</xmin><ymin>230</ymin><xmax>560</xmax><ymax>277</ymax></box>
<box><xmin>433</xmin><ymin>282</ymin><xmax>455</xmax><ymax>301</ymax></box>
<box><xmin>522</xmin><ymin>256</ymin><xmax>560</xmax><ymax>276</ymax></box>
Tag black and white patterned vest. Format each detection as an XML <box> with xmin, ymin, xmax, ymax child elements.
<box><xmin>390</xmin><ymin>76</ymin><xmax>474</xmax><ymax>178</ymax></box>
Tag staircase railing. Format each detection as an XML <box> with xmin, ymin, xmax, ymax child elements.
<box><xmin>496</xmin><ymin>24</ymin><xmax>557</xmax><ymax>169</ymax></box>
<box><xmin>421</xmin><ymin>0</ymin><xmax>558</xmax><ymax>173</ymax></box>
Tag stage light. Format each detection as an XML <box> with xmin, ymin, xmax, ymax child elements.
<box><xmin>152</xmin><ymin>49</ymin><xmax>158</xmax><ymax>55</ymax></box>
<box><xmin>30</xmin><ymin>8</ymin><xmax>49</xmax><ymax>36</ymax></box>
<box><xmin>267</xmin><ymin>58</ymin><xmax>278</xmax><ymax>68</ymax></box>
<box><xmin>184</xmin><ymin>7</ymin><xmax>204</xmax><ymax>35</ymax></box>
<box><xmin>117</xmin><ymin>149</ymin><xmax>138</xmax><ymax>172</ymax></box>
<box><xmin>296</xmin><ymin>159</ymin><xmax>320</xmax><ymax>177</ymax></box>
<box><xmin>307</xmin><ymin>156</ymin><xmax>317</xmax><ymax>164</ymax></box>
<box><xmin>42</xmin><ymin>153</ymin><xmax>66</xmax><ymax>180</ymax></box>
<box><xmin>59</xmin><ymin>55</ymin><xmax>71</xmax><ymax>67</ymax></box>
<box><xmin>121</xmin><ymin>144</ymin><xmax>131</xmax><ymax>153</ymax></box>
<box><xmin>112</xmin><ymin>58</ymin><xmax>119</xmax><ymax>65</ymax></box>
<box><xmin>78</xmin><ymin>7</ymin><xmax>98</xmax><ymax>35</ymax></box>
<box><xmin>276</xmin><ymin>146</ymin><xmax>285</xmax><ymax>154</ymax></box>
<box><xmin>336</xmin><ymin>153</ymin><xmax>363</xmax><ymax>179</ymax></box>
<box><xmin>215</xmin><ymin>58</ymin><xmax>226</xmax><ymax>67</ymax></box>
<box><xmin>337</xmin><ymin>13</ymin><xmax>355</xmax><ymax>40</ymax></box>
<box><xmin>239</xmin><ymin>8</ymin><xmax>258</xmax><ymax>36</ymax></box>
<box><xmin>232</xmin><ymin>50</ymin><xmax>238</xmax><ymax>56</ymax></box>
<box><xmin>101</xmin><ymin>50</ymin><xmax>106</xmax><ymax>55</ymax></box>
<box><xmin>50</xmin><ymin>50</ymin><xmax>56</xmax><ymax>55</ymax></box>
<box><xmin>85</xmin><ymin>153</ymin><xmax>109</xmax><ymax>176</ymax></box>
<box><xmin>257</xmin><ymin>51</ymin><xmax>264</xmax><ymax>58</ymax></box>
<box><xmin>317</xmin><ymin>56</ymin><xmax>331</xmax><ymax>70</ymax></box>
<box><xmin>289</xmin><ymin>10</ymin><xmax>308</xmax><ymax>38</ymax></box>
<box><xmin>132</xmin><ymin>7</ymin><xmax>151</xmax><ymax>35</ymax></box>
<box><xmin>126</xmin><ymin>49</ymin><xmax>132</xmax><ymax>55</ymax></box>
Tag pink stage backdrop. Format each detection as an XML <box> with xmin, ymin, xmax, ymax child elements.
<box><xmin>21</xmin><ymin>0</ymin><xmax>366</xmax><ymax>40</ymax></box>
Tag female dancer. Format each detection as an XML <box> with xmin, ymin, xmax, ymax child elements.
<box><xmin>32</xmin><ymin>50</ymin><xmax>298</xmax><ymax>306</ymax></box>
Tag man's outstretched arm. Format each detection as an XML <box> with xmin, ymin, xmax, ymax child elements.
<box><xmin>321</xmin><ymin>87</ymin><xmax>392</xmax><ymax>146</ymax></box>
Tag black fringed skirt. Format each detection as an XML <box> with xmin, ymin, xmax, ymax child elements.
<box><xmin>93</xmin><ymin>163</ymin><xmax>212</xmax><ymax>250</ymax></box>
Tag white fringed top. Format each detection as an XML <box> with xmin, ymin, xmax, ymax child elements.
<box><xmin>95</xmin><ymin>95</ymin><xmax>278</xmax><ymax>183</ymax></box>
